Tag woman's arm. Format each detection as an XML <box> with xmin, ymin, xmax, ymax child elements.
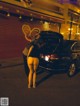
<box><xmin>27</xmin><ymin>45</ymin><xmax>34</xmax><ymax>57</ymax></box>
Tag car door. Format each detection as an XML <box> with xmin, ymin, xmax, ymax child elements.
<box><xmin>71</xmin><ymin>41</ymin><xmax>80</xmax><ymax>69</ymax></box>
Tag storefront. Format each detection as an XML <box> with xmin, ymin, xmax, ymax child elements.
<box><xmin>0</xmin><ymin>1</ymin><xmax>64</xmax><ymax>59</ymax></box>
<box><xmin>67</xmin><ymin>9</ymin><xmax>80</xmax><ymax>40</ymax></box>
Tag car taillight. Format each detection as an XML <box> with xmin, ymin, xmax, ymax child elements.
<box><xmin>40</xmin><ymin>54</ymin><xmax>59</xmax><ymax>61</ymax></box>
<box><xmin>45</xmin><ymin>55</ymin><xmax>50</xmax><ymax>61</ymax></box>
<box><xmin>50</xmin><ymin>54</ymin><xmax>59</xmax><ymax>60</ymax></box>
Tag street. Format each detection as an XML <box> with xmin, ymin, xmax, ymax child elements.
<box><xmin>0</xmin><ymin>61</ymin><xmax>80</xmax><ymax>106</ymax></box>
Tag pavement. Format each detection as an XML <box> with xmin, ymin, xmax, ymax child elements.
<box><xmin>0</xmin><ymin>57</ymin><xmax>80</xmax><ymax>106</ymax></box>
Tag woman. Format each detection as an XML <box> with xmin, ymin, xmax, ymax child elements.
<box><xmin>27</xmin><ymin>41</ymin><xmax>45</xmax><ymax>88</ymax></box>
<box><xmin>22</xmin><ymin>26</ymin><xmax>40</xmax><ymax>81</ymax></box>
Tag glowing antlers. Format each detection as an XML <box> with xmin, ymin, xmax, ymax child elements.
<box><xmin>22</xmin><ymin>24</ymin><xmax>31</xmax><ymax>42</ymax></box>
<box><xmin>22</xmin><ymin>24</ymin><xmax>40</xmax><ymax>41</ymax></box>
<box><xmin>30</xmin><ymin>28</ymin><xmax>40</xmax><ymax>40</ymax></box>
<box><xmin>22</xmin><ymin>24</ymin><xmax>31</xmax><ymax>35</ymax></box>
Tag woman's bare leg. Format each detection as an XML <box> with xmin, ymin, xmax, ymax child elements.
<box><xmin>28</xmin><ymin>65</ymin><xmax>33</xmax><ymax>88</ymax></box>
<box><xmin>33</xmin><ymin>58</ymin><xmax>39</xmax><ymax>88</ymax></box>
<box><xmin>27</xmin><ymin>57</ymin><xmax>33</xmax><ymax>88</ymax></box>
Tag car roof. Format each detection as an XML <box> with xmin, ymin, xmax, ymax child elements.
<box><xmin>40</xmin><ymin>31</ymin><xmax>63</xmax><ymax>40</ymax></box>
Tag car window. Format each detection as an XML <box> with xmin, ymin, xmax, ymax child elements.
<box><xmin>40</xmin><ymin>31</ymin><xmax>63</xmax><ymax>54</ymax></box>
<box><xmin>71</xmin><ymin>42</ymin><xmax>80</xmax><ymax>51</ymax></box>
<box><xmin>40</xmin><ymin>38</ymin><xmax>62</xmax><ymax>54</ymax></box>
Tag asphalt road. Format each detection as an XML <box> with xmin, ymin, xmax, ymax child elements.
<box><xmin>0</xmin><ymin>64</ymin><xmax>80</xmax><ymax>106</ymax></box>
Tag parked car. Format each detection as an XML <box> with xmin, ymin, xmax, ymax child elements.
<box><xmin>39</xmin><ymin>31</ymin><xmax>80</xmax><ymax>77</ymax></box>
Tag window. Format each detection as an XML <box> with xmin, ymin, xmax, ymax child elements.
<box><xmin>70</xmin><ymin>0</ymin><xmax>77</xmax><ymax>2</ymax></box>
<box><xmin>15</xmin><ymin>0</ymin><xmax>21</xmax><ymax>2</ymax></box>
<box><xmin>72</xmin><ymin>42</ymin><xmax>80</xmax><ymax>51</ymax></box>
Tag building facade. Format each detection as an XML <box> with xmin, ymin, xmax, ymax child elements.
<box><xmin>0</xmin><ymin>0</ymin><xmax>80</xmax><ymax>59</ymax></box>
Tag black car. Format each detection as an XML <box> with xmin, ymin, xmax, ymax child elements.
<box><xmin>39</xmin><ymin>31</ymin><xmax>80</xmax><ymax>77</ymax></box>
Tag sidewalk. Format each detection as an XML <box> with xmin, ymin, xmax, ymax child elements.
<box><xmin>0</xmin><ymin>57</ymin><xmax>23</xmax><ymax>68</ymax></box>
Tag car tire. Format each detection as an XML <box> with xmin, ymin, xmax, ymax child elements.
<box><xmin>67</xmin><ymin>63</ymin><xmax>76</xmax><ymax>77</ymax></box>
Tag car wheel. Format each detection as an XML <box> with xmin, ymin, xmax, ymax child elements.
<box><xmin>67</xmin><ymin>63</ymin><xmax>76</xmax><ymax>77</ymax></box>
